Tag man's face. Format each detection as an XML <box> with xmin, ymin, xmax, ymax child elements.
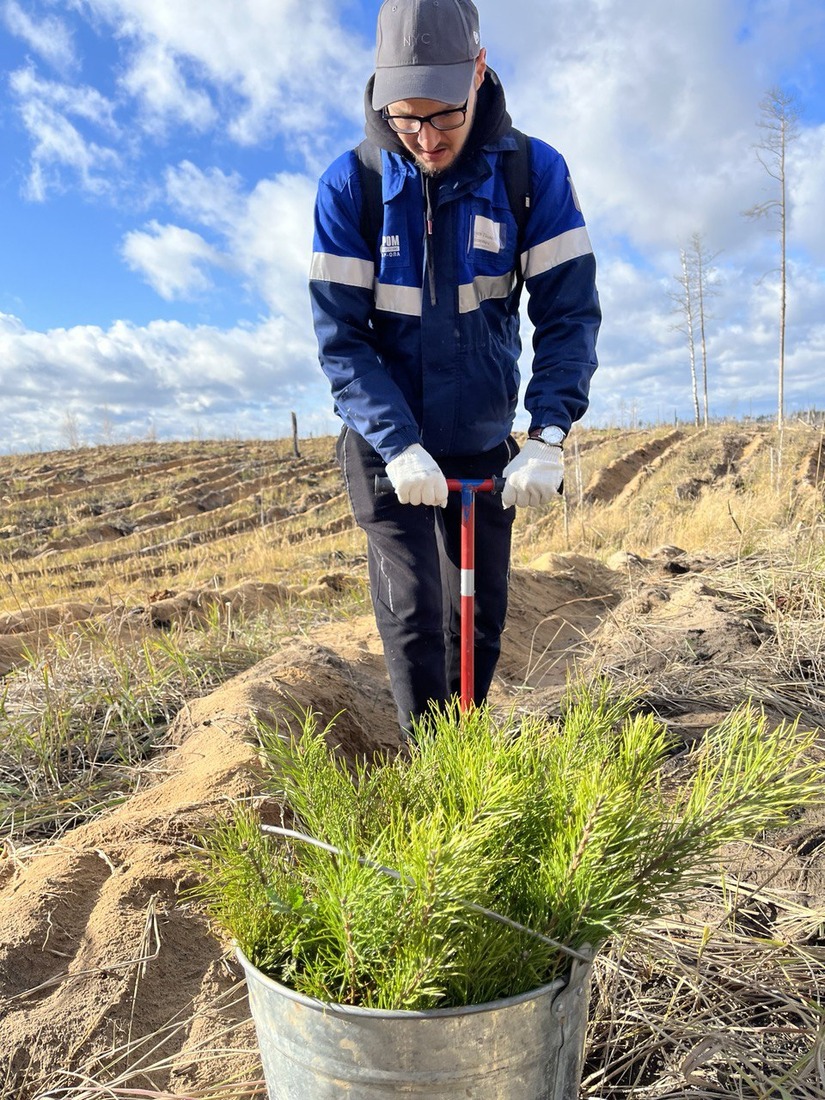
<box><xmin>386</xmin><ymin>50</ymin><xmax>487</xmax><ymax>176</ymax></box>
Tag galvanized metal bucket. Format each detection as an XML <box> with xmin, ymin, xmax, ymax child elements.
<box><xmin>237</xmin><ymin>946</ymin><xmax>592</xmax><ymax>1099</ymax></box>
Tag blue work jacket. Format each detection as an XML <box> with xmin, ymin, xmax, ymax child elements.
<box><xmin>309</xmin><ymin>130</ymin><xmax>600</xmax><ymax>463</ymax></box>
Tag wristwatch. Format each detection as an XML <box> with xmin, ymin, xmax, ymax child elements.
<box><xmin>529</xmin><ymin>425</ymin><xmax>566</xmax><ymax>447</ymax></box>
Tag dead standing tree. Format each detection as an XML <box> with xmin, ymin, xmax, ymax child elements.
<box><xmin>672</xmin><ymin>234</ymin><xmax>718</xmax><ymax>428</ymax></box>
<box><xmin>673</xmin><ymin>247</ymin><xmax>700</xmax><ymax>427</ymax></box>
<box><xmin>743</xmin><ymin>86</ymin><xmax>800</xmax><ymax>433</ymax></box>
<box><xmin>694</xmin><ymin>235</ymin><xmax>709</xmax><ymax>427</ymax></box>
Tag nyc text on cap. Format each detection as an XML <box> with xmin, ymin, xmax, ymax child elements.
<box><xmin>372</xmin><ymin>0</ymin><xmax>481</xmax><ymax>111</ymax></box>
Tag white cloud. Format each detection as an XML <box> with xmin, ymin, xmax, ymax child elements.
<box><xmin>0</xmin><ymin>312</ymin><xmax>335</xmax><ymax>452</ymax></box>
<box><xmin>119</xmin><ymin>39</ymin><xmax>216</xmax><ymax>135</ymax></box>
<box><xmin>13</xmin><ymin>100</ymin><xmax>120</xmax><ymax>201</ymax></box>
<box><xmin>2</xmin><ymin>0</ymin><xmax>77</xmax><ymax>71</ymax></box>
<box><xmin>121</xmin><ymin>221</ymin><xmax>225</xmax><ymax>299</ymax></box>
<box><xmin>163</xmin><ymin>161</ymin><xmax>244</xmax><ymax>234</ymax></box>
<box><xmin>9</xmin><ymin>65</ymin><xmax>120</xmax><ymax>199</ymax></box>
<box><xmin>82</xmin><ymin>0</ymin><xmax>372</xmax><ymax>150</ymax></box>
<box><xmin>476</xmin><ymin>0</ymin><xmax>825</xmax><ymax>427</ymax></box>
<box><xmin>144</xmin><ymin>161</ymin><xmax>317</xmax><ymax>320</ymax></box>
<box><xmin>486</xmin><ymin>0</ymin><xmax>823</xmax><ymax>262</ymax></box>
<box><xmin>212</xmin><ymin>171</ymin><xmax>316</xmax><ymax>321</ymax></box>
<box><xmin>791</xmin><ymin>124</ymin><xmax>825</xmax><ymax>260</ymax></box>
<box><xmin>538</xmin><ymin>248</ymin><xmax>823</xmax><ymax>429</ymax></box>
<box><xmin>10</xmin><ymin>65</ymin><xmax>117</xmax><ymax>130</ymax></box>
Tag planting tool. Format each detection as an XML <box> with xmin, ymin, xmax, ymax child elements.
<box><xmin>375</xmin><ymin>474</ymin><xmax>505</xmax><ymax>711</ymax></box>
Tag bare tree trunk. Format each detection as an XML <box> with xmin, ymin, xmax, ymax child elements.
<box><xmin>778</xmin><ymin>149</ymin><xmax>787</xmax><ymax>432</ymax></box>
<box><xmin>291</xmin><ymin>411</ymin><xmax>301</xmax><ymax>458</ymax></box>
<box><xmin>678</xmin><ymin>249</ymin><xmax>700</xmax><ymax>427</ymax></box>
<box><xmin>744</xmin><ymin>87</ymin><xmax>799</xmax><ymax>431</ymax></box>
<box><xmin>694</xmin><ymin>240</ymin><xmax>709</xmax><ymax>427</ymax></box>
<box><xmin>683</xmin><ymin>232</ymin><xmax>720</xmax><ymax>430</ymax></box>
<box><xmin>62</xmin><ymin>411</ymin><xmax>81</xmax><ymax>450</ymax></box>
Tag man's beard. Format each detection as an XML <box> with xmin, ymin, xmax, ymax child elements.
<box><xmin>412</xmin><ymin>152</ymin><xmax>450</xmax><ymax>177</ymax></box>
<box><xmin>412</xmin><ymin>146</ymin><xmax>467</xmax><ymax>178</ymax></box>
<box><xmin>415</xmin><ymin>159</ymin><xmax>445</xmax><ymax>177</ymax></box>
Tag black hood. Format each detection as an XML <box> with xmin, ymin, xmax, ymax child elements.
<box><xmin>362</xmin><ymin>68</ymin><xmax>513</xmax><ymax>160</ymax></box>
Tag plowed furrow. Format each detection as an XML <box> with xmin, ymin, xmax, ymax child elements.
<box><xmin>280</xmin><ymin>514</ymin><xmax>356</xmax><ymax>545</ymax></box>
<box><xmin>28</xmin><ymin>479</ymin><xmax>342</xmax><ymax>562</ymax></box>
<box><xmin>2</xmin><ymin>452</ymin><xmax>234</xmax><ymax>505</ymax></box>
<box><xmin>5</xmin><ymin>479</ymin><xmax>345</xmax><ymax>580</ymax></box>
<box><xmin>669</xmin><ymin>432</ymin><xmax>752</xmax><ymax>503</ymax></box>
<box><xmin>798</xmin><ymin>440</ymin><xmax>825</xmax><ymax>488</ymax></box>
<box><xmin>582</xmin><ymin>431</ymin><xmax>685</xmax><ymax>505</ymax></box>
<box><xmin>617</xmin><ymin>432</ymin><xmax>702</xmax><ymax>505</ymax></box>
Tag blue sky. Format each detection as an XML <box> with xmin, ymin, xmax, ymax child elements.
<box><xmin>2</xmin><ymin>0</ymin><xmax>824</xmax><ymax>453</ymax></box>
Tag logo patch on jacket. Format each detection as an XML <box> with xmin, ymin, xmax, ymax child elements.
<box><xmin>472</xmin><ymin>216</ymin><xmax>504</xmax><ymax>253</ymax></box>
<box><xmin>380</xmin><ymin>234</ymin><xmax>402</xmax><ymax>259</ymax></box>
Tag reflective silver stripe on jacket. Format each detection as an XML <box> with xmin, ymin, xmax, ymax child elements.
<box><xmin>520</xmin><ymin>226</ymin><xmax>593</xmax><ymax>282</ymax></box>
<box><xmin>458</xmin><ymin>272</ymin><xmax>517</xmax><ymax>315</ymax></box>
<box><xmin>374</xmin><ymin>283</ymin><xmax>423</xmax><ymax>316</ymax></box>
<box><xmin>311</xmin><ymin>255</ymin><xmax>423</xmax><ymax>317</ymax></box>
<box><xmin>310</xmin><ymin>252</ymin><xmax>374</xmax><ymax>289</ymax></box>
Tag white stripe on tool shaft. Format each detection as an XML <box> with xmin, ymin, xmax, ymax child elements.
<box><xmin>461</xmin><ymin>570</ymin><xmax>475</xmax><ymax>597</ymax></box>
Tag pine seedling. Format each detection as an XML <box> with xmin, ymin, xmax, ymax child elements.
<box><xmin>189</xmin><ymin>684</ymin><xmax>821</xmax><ymax>1011</ymax></box>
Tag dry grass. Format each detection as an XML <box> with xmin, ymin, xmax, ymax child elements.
<box><xmin>0</xmin><ymin>436</ymin><xmax>349</xmax><ymax>611</ymax></box>
<box><xmin>2</xmin><ymin>983</ymin><xmax>265</xmax><ymax>1100</ymax></box>
<box><xmin>515</xmin><ymin>421</ymin><xmax>823</xmax><ymax>563</ymax></box>
<box><xmin>0</xmin><ymin>595</ymin><xmax>366</xmax><ymax>846</ymax></box>
<box><xmin>584</xmin><ymin>871</ymin><xmax>825</xmax><ymax>1098</ymax></box>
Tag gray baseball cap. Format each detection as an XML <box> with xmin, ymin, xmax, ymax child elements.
<box><xmin>372</xmin><ymin>0</ymin><xmax>481</xmax><ymax>111</ymax></box>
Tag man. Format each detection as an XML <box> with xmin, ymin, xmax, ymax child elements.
<box><xmin>309</xmin><ymin>0</ymin><xmax>600</xmax><ymax>737</ymax></box>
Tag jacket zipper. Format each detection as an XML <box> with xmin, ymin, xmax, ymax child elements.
<box><xmin>423</xmin><ymin>174</ymin><xmax>437</xmax><ymax>308</ymax></box>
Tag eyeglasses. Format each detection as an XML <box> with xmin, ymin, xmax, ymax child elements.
<box><xmin>382</xmin><ymin>98</ymin><xmax>469</xmax><ymax>134</ymax></box>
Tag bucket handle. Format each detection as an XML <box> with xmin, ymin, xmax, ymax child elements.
<box><xmin>260</xmin><ymin>824</ymin><xmax>594</xmax><ymax>966</ymax></box>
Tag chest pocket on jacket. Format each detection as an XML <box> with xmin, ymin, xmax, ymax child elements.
<box><xmin>466</xmin><ymin>204</ymin><xmax>518</xmax><ymax>279</ymax></box>
<box><xmin>471</xmin><ymin>215</ymin><xmax>505</xmax><ymax>254</ymax></box>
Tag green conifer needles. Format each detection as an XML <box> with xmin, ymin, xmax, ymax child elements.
<box><xmin>190</xmin><ymin>683</ymin><xmax>821</xmax><ymax>1010</ymax></box>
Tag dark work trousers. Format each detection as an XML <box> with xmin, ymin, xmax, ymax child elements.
<box><xmin>338</xmin><ymin>426</ymin><xmax>518</xmax><ymax>737</ymax></box>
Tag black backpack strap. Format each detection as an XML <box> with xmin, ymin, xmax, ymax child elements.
<box><xmin>354</xmin><ymin>139</ymin><xmax>384</xmax><ymax>256</ymax></box>
<box><xmin>502</xmin><ymin>128</ymin><xmax>532</xmax><ymax>289</ymax></box>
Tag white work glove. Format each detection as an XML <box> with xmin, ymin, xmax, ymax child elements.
<box><xmin>501</xmin><ymin>439</ymin><xmax>564</xmax><ymax>508</ymax></box>
<box><xmin>385</xmin><ymin>443</ymin><xmax>449</xmax><ymax>507</ymax></box>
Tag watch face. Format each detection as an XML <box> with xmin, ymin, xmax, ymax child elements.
<box><xmin>540</xmin><ymin>426</ymin><xmax>565</xmax><ymax>446</ymax></box>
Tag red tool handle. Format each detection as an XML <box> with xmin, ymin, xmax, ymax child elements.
<box><xmin>374</xmin><ymin>475</ymin><xmax>504</xmax><ymax>712</ymax></box>
<box><xmin>373</xmin><ymin>476</ymin><xmax>505</xmax><ymax>495</ymax></box>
